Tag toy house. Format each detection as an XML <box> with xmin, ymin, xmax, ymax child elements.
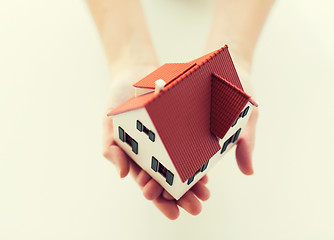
<box><xmin>108</xmin><ymin>46</ymin><xmax>258</xmax><ymax>200</ymax></box>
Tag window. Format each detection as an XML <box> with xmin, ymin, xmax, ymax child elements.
<box><xmin>187</xmin><ymin>175</ymin><xmax>195</xmax><ymax>185</ymax></box>
<box><xmin>221</xmin><ymin>128</ymin><xmax>242</xmax><ymax>154</ymax></box>
<box><xmin>143</xmin><ymin>125</ymin><xmax>149</xmax><ymax>135</ymax></box>
<box><xmin>232</xmin><ymin>118</ymin><xmax>238</xmax><ymax>127</ymax></box>
<box><xmin>118</xmin><ymin>126</ymin><xmax>138</xmax><ymax>155</ymax></box>
<box><xmin>131</xmin><ymin>139</ymin><xmax>138</xmax><ymax>154</ymax></box>
<box><xmin>151</xmin><ymin>156</ymin><xmax>174</xmax><ymax>186</ymax></box>
<box><xmin>232</xmin><ymin>106</ymin><xmax>250</xmax><ymax>127</ymax></box>
<box><xmin>242</xmin><ymin>106</ymin><xmax>250</xmax><ymax>118</ymax></box>
<box><xmin>118</xmin><ymin>127</ymin><xmax>125</xmax><ymax>142</ymax></box>
<box><xmin>151</xmin><ymin>156</ymin><xmax>158</xmax><ymax>172</ymax></box>
<box><xmin>201</xmin><ymin>161</ymin><xmax>209</xmax><ymax>172</ymax></box>
<box><xmin>221</xmin><ymin>136</ymin><xmax>233</xmax><ymax>154</ymax></box>
<box><xmin>137</xmin><ymin>120</ymin><xmax>155</xmax><ymax>142</ymax></box>
<box><xmin>232</xmin><ymin>128</ymin><xmax>241</xmax><ymax>143</ymax></box>
<box><xmin>158</xmin><ymin>163</ymin><xmax>167</xmax><ymax>177</ymax></box>
<box><xmin>148</xmin><ymin>131</ymin><xmax>155</xmax><ymax>142</ymax></box>
<box><xmin>166</xmin><ymin>171</ymin><xmax>174</xmax><ymax>186</ymax></box>
<box><xmin>136</xmin><ymin>120</ymin><xmax>143</xmax><ymax>132</ymax></box>
<box><xmin>187</xmin><ymin>161</ymin><xmax>209</xmax><ymax>185</ymax></box>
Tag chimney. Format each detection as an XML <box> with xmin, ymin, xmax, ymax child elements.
<box><xmin>154</xmin><ymin>79</ymin><xmax>166</xmax><ymax>95</ymax></box>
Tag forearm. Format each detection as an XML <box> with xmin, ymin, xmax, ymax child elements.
<box><xmin>85</xmin><ymin>0</ymin><xmax>158</xmax><ymax>74</ymax></box>
<box><xmin>207</xmin><ymin>0</ymin><xmax>275</xmax><ymax>73</ymax></box>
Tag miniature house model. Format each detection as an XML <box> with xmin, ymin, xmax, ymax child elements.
<box><xmin>108</xmin><ymin>46</ymin><xmax>258</xmax><ymax>200</ymax></box>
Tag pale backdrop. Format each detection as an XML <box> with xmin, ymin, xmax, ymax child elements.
<box><xmin>0</xmin><ymin>0</ymin><xmax>333</xmax><ymax>239</ymax></box>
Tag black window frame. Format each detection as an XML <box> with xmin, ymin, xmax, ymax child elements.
<box><xmin>131</xmin><ymin>139</ymin><xmax>138</xmax><ymax>154</ymax></box>
<box><xmin>151</xmin><ymin>156</ymin><xmax>158</xmax><ymax>172</ymax></box>
<box><xmin>221</xmin><ymin>136</ymin><xmax>233</xmax><ymax>154</ymax></box>
<box><xmin>118</xmin><ymin>127</ymin><xmax>125</xmax><ymax>142</ymax></box>
<box><xmin>166</xmin><ymin>170</ymin><xmax>174</xmax><ymax>186</ymax></box>
<box><xmin>242</xmin><ymin>106</ymin><xmax>250</xmax><ymax>118</ymax></box>
<box><xmin>148</xmin><ymin>130</ymin><xmax>155</xmax><ymax>142</ymax></box>
<box><xmin>151</xmin><ymin>156</ymin><xmax>174</xmax><ymax>186</ymax></box>
<box><xmin>232</xmin><ymin>128</ymin><xmax>241</xmax><ymax>143</ymax></box>
<box><xmin>136</xmin><ymin>120</ymin><xmax>143</xmax><ymax>132</ymax></box>
<box><xmin>201</xmin><ymin>161</ymin><xmax>209</xmax><ymax>172</ymax></box>
<box><xmin>187</xmin><ymin>175</ymin><xmax>195</xmax><ymax>185</ymax></box>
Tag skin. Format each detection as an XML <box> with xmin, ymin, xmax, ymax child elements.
<box><xmin>87</xmin><ymin>0</ymin><xmax>274</xmax><ymax>220</ymax></box>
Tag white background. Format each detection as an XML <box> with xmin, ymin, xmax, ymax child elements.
<box><xmin>0</xmin><ymin>0</ymin><xmax>333</xmax><ymax>239</ymax></box>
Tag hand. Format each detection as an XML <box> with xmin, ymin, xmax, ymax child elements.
<box><xmin>103</xmin><ymin>67</ymin><xmax>210</xmax><ymax>220</ymax></box>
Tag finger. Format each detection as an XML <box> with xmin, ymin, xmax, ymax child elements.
<box><xmin>128</xmin><ymin>159</ymin><xmax>141</xmax><ymax>178</ymax></box>
<box><xmin>142</xmin><ymin>179</ymin><xmax>164</xmax><ymax>200</ymax></box>
<box><xmin>177</xmin><ymin>191</ymin><xmax>202</xmax><ymax>216</ymax></box>
<box><xmin>104</xmin><ymin>145</ymin><xmax>130</xmax><ymax>178</ymax></box>
<box><xmin>162</xmin><ymin>190</ymin><xmax>174</xmax><ymax>201</ymax></box>
<box><xmin>235</xmin><ymin>109</ymin><xmax>258</xmax><ymax>175</ymax></box>
<box><xmin>136</xmin><ymin>170</ymin><xmax>151</xmax><ymax>188</ymax></box>
<box><xmin>236</xmin><ymin>138</ymin><xmax>254</xmax><ymax>175</ymax></box>
<box><xmin>199</xmin><ymin>175</ymin><xmax>209</xmax><ymax>184</ymax></box>
<box><xmin>152</xmin><ymin>196</ymin><xmax>180</xmax><ymax>220</ymax></box>
<box><xmin>191</xmin><ymin>181</ymin><xmax>210</xmax><ymax>201</ymax></box>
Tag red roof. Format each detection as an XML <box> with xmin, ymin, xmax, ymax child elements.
<box><xmin>108</xmin><ymin>92</ymin><xmax>154</xmax><ymax>116</ymax></box>
<box><xmin>108</xmin><ymin>46</ymin><xmax>257</xmax><ymax>182</ymax></box>
<box><xmin>133</xmin><ymin>63</ymin><xmax>195</xmax><ymax>89</ymax></box>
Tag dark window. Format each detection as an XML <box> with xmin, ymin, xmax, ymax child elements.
<box><xmin>187</xmin><ymin>175</ymin><xmax>195</xmax><ymax>185</ymax></box>
<box><xmin>122</xmin><ymin>130</ymin><xmax>139</xmax><ymax>154</ymax></box>
<box><xmin>136</xmin><ymin>120</ymin><xmax>143</xmax><ymax>132</ymax></box>
<box><xmin>232</xmin><ymin>128</ymin><xmax>242</xmax><ymax>143</ymax></box>
<box><xmin>143</xmin><ymin>125</ymin><xmax>149</xmax><ymax>135</ymax></box>
<box><xmin>242</xmin><ymin>106</ymin><xmax>250</xmax><ymax>118</ymax></box>
<box><xmin>118</xmin><ymin>127</ymin><xmax>125</xmax><ymax>142</ymax></box>
<box><xmin>201</xmin><ymin>161</ymin><xmax>209</xmax><ymax>172</ymax></box>
<box><xmin>221</xmin><ymin>136</ymin><xmax>233</xmax><ymax>154</ymax></box>
<box><xmin>125</xmin><ymin>133</ymin><xmax>132</xmax><ymax>146</ymax></box>
<box><xmin>158</xmin><ymin>162</ymin><xmax>167</xmax><ymax>178</ymax></box>
<box><xmin>148</xmin><ymin>131</ymin><xmax>155</xmax><ymax>142</ymax></box>
<box><xmin>137</xmin><ymin>121</ymin><xmax>156</xmax><ymax>142</ymax></box>
<box><xmin>187</xmin><ymin>165</ymin><xmax>205</xmax><ymax>185</ymax></box>
<box><xmin>151</xmin><ymin>156</ymin><xmax>158</xmax><ymax>172</ymax></box>
<box><xmin>152</xmin><ymin>156</ymin><xmax>174</xmax><ymax>186</ymax></box>
<box><xmin>232</xmin><ymin>118</ymin><xmax>238</xmax><ymax>127</ymax></box>
<box><xmin>166</xmin><ymin>170</ymin><xmax>174</xmax><ymax>186</ymax></box>
<box><xmin>131</xmin><ymin>139</ymin><xmax>138</xmax><ymax>154</ymax></box>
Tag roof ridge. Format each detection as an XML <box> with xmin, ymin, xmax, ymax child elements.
<box><xmin>145</xmin><ymin>46</ymin><xmax>228</xmax><ymax>108</ymax></box>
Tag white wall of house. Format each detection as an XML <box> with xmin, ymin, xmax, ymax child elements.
<box><xmin>112</xmin><ymin>108</ymin><xmax>200</xmax><ymax>199</ymax></box>
<box><xmin>112</xmin><ymin>101</ymin><xmax>254</xmax><ymax>200</ymax></box>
